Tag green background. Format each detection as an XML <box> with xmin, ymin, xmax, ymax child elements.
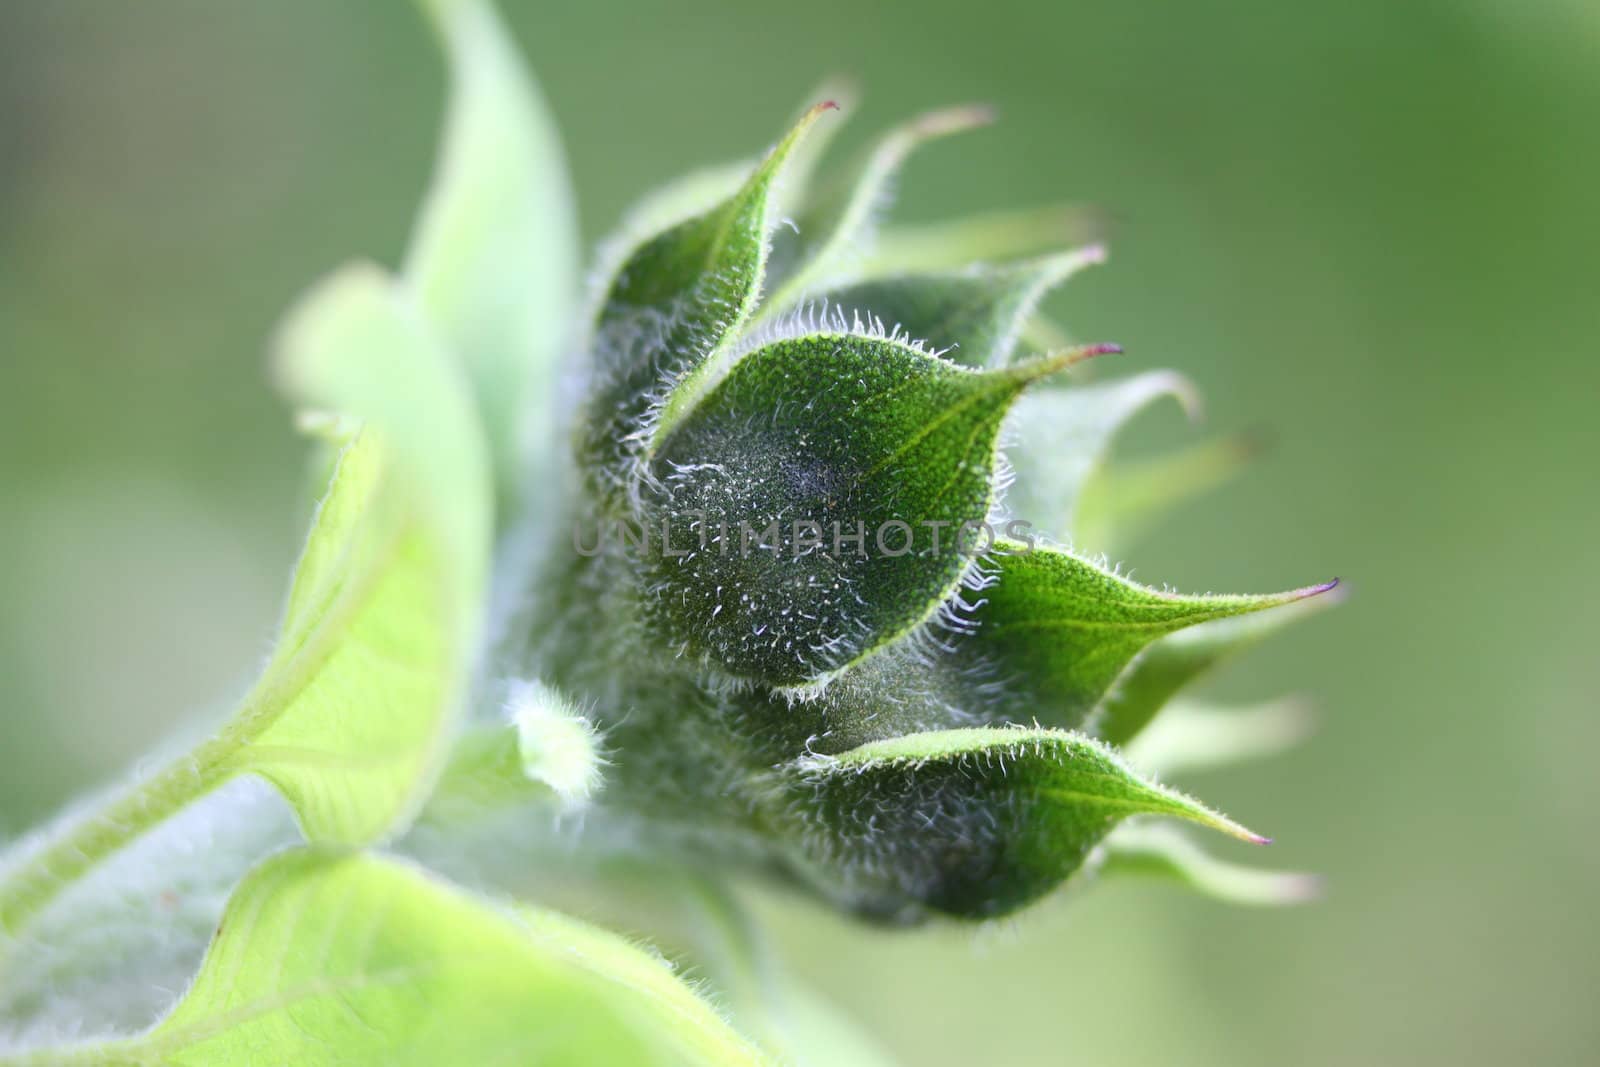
<box><xmin>2</xmin><ymin>1</ymin><xmax>1595</xmax><ymax>1063</ymax></box>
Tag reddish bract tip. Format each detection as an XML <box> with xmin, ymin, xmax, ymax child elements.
<box><xmin>817</xmin><ymin>99</ymin><xmax>841</xmax><ymax>113</ymax></box>
<box><xmin>1295</xmin><ymin>577</ymin><xmax>1341</xmax><ymax>599</ymax></box>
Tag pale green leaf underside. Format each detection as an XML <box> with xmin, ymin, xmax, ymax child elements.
<box><xmin>0</xmin><ymin>268</ymin><xmax>490</xmax><ymax>937</ymax></box>
<box><xmin>1100</xmin><ymin>822</ymin><xmax>1318</xmax><ymax>906</ymax></box>
<box><xmin>858</xmin><ymin>204</ymin><xmax>1103</xmax><ymax>281</ymax></box>
<box><xmin>1001</xmin><ymin>370</ymin><xmax>1197</xmax><ymax>544</ymax></box>
<box><xmin>1123</xmin><ymin>697</ymin><xmax>1316</xmax><ymax>777</ymax></box>
<box><xmin>1074</xmin><ymin>431</ymin><xmax>1263</xmax><ymax>553</ymax></box>
<box><xmin>5</xmin><ymin>851</ymin><xmax>765</xmax><ymax>1066</ymax></box>
<box><xmin>406</xmin><ymin>0</ymin><xmax>578</xmax><ymax>505</ymax></box>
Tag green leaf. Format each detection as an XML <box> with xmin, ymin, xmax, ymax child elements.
<box><xmin>642</xmin><ymin>335</ymin><xmax>1094</xmax><ymax>686</ymax></box>
<box><xmin>767</xmin><ymin>726</ymin><xmax>1263</xmax><ymax>920</ymax></box>
<box><xmin>1098</xmin><ymin>822</ymin><xmax>1318</xmax><ymax>906</ymax></box>
<box><xmin>1122</xmin><ymin>697</ymin><xmax>1315</xmax><ymax>777</ymax></box>
<box><xmin>710</xmin><ymin>543</ymin><xmax>1329</xmax><ymax>767</ymax></box>
<box><xmin>1001</xmin><ymin>370</ymin><xmax>1198</xmax><ymax>544</ymax></box>
<box><xmin>578</xmin><ymin>103</ymin><xmax>836</xmax><ymax>495</ymax></box>
<box><xmin>1097</xmin><ymin>588</ymin><xmax>1340</xmax><ymax>747</ymax></box>
<box><xmin>947</xmin><ymin>542</ymin><xmax>1337</xmax><ymax>733</ymax></box>
<box><xmin>405</xmin><ymin>0</ymin><xmax>578</xmax><ymax>506</ymax></box>
<box><xmin>0</xmin><ymin>267</ymin><xmax>491</xmax><ymax>938</ymax></box>
<box><xmin>575</xmin><ymin>74</ymin><xmax>856</xmax><ymax>331</ymax></box>
<box><xmin>3</xmin><ymin>850</ymin><xmax>766</xmax><ymax>1065</ymax></box>
<box><xmin>1074</xmin><ymin>431</ymin><xmax>1265</xmax><ymax>552</ymax></box>
<box><xmin>858</xmin><ymin>203</ymin><xmax>1104</xmax><ymax>279</ymax></box>
<box><xmin>815</xmin><ymin>246</ymin><xmax>1106</xmax><ymax>370</ymax></box>
<box><xmin>761</xmin><ymin>105</ymin><xmax>994</xmax><ymax>315</ymax></box>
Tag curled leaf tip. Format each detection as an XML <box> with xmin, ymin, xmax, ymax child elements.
<box><xmin>913</xmin><ymin>103</ymin><xmax>997</xmax><ymax>135</ymax></box>
<box><xmin>1009</xmin><ymin>342</ymin><xmax>1123</xmax><ymax>385</ymax></box>
<box><xmin>1296</xmin><ymin>577</ymin><xmax>1341</xmax><ymax>600</ymax></box>
<box><xmin>774</xmin><ymin>99</ymin><xmax>841</xmax><ymax>154</ymax></box>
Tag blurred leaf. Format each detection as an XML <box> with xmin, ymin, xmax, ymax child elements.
<box><xmin>643</xmin><ymin>335</ymin><xmax>1092</xmax><ymax>686</ymax></box>
<box><xmin>578</xmin><ymin>104</ymin><xmax>836</xmax><ymax>492</ymax></box>
<box><xmin>816</xmin><ymin>247</ymin><xmax>1106</xmax><ymax>369</ymax></box>
<box><xmin>1075</xmin><ymin>431</ymin><xmax>1265</xmax><ymax>551</ymax></box>
<box><xmin>2</xmin><ymin>850</ymin><xmax>766</xmax><ymax>1065</ymax></box>
<box><xmin>949</xmin><ymin>542</ymin><xmax>1336</xmax><ymax>733</ymax></box>
<box><xmin>772</xmin><ymin>75</ymin><xmax>861</xmax><ymax>217</ymax></box>
<box><xmin>1099</xmin><ymin>822</ymin><xmax>1318</xmax><ymax>906</ymax></box>
<box><xmin>770</xmin><ymin>726</ymin><xmax>1263</xmax><ymax>920</ymax></box>
<box><xmin>1097</xmin><ymin>590</ymin><xmax>1340</xmax><ymax>747</ymax></box>
<box><xmin>1123</xmin><ymin>697</ymin><xmax>1315</xmax><ymax>777</ymax></box>
<box><xmin>1001</xmin><ymin>370</ymin><xmax>1198</xmax><ymax>544</ymax></box>
<box><xmin>406</xmin><ymin>0</ymin><xmax>578</xmax><ymax>507</ymax></box>
<box><xmin>860</xmin><ymin>204</ymin><xmax>1103</xmax><ymax>279</ymax></box>
<box><xmin>763</xmin><ymin>105</ymin><xmax>994</xmax><ymax>313</ymax></box>
<box><xmin>674</xmin><ymin>878</ymin><xmax>900</xmax><ymax>1067</ymax></box>
<box><xmin>0</xmin><ymin>267</ymin><xmax>490</xmax><ymax>937</ymax></box>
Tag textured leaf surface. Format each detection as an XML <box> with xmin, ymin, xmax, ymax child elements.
<box><xmin>406</xmin><ymin>0</ymin><xmax>577</xmax><ymax>504</ymax></box>
<box><xmin>768</xmin><ymin>726</ymin><xmax>1262</xmax><ymax>920</ymax></box>
<box><xmin>0</xmin><ymin>268</ymin><xmax>490</xmax><ymax>937</ymax></box>
<box><xmin>2</xmin><ymin>851</ymin><xmax>765</xmax><ymax>1066</ymax></box>
<box><xmin>1100</xmin><ymin>822</ymin><xmax>1318</xmax><ymax>906</ymax></box>
<box><xmin>578</xmin><ymin>104</ymin><xmax>834</xmax><ymax>492</ymax></box>
<box><xmin>644</xmin><ymin>334</ymin><xmax>1086</xmax><ymax>685</ymax></box>
<box><xmin>947</xmin><ymin>542</ymin><xmax>1336</xmax><ymax>732</ymax></box>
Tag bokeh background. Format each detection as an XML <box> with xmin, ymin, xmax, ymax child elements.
<box><xmin>2</xmin><ymin>1</ymin><xmax>1596</xmax><ymax>1063</ymax></box>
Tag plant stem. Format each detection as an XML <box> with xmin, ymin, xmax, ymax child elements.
<box><xmin>0</xmin><ymin>733</ymin><xmax>237</xmax><ymax>941</ymax></box>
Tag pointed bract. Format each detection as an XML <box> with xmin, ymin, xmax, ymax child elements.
<box><xmin>643</xmin><ymin>331</ymin><xmax>1055</xmax><ymax>685</ymax></box>
<box><xmin>1098</xmin><ymin>586</ymin><xmax>1341</xmax><ymax>746</ymax></box>
<box><xmin>768</xmin><ymin>727</ymin><xmax>1262</xmax><ymax>920</ymax></box>
<box><xmin>578</xmin><ymin>103</ymin><xmax>837</xmax><ymax>498</ymax></box>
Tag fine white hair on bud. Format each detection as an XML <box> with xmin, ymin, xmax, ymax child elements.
<box><xmin>508</xmin><ymin>680</ymin><xmax>606</xmax><ymax>807</ymax></box>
